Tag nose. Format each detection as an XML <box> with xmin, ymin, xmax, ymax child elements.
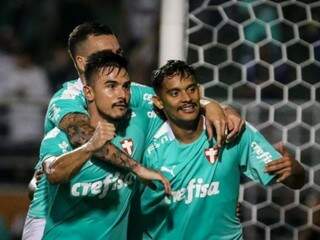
<box><xmin>181</xmin><ymin>90</ymin><xmax>191</xmax><ymax>102</ymax></box>
<box><xmin>116</xmin><ymin>86</ymin><xmax>127</xmax><ymax>99</ymax></box>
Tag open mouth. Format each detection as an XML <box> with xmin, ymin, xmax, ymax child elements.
<box><xmin>178</xmin><ymin>104</ymin><xmax>197</xmax><ymax>113</ymax></box>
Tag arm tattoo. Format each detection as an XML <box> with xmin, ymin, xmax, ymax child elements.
<box><xmin>59</xmin><ymin>113</ymin><xmax>94</xmax><ymax>147</ymax></box>
<box><xmin>59</xmin><ymin>113</ymin><xmax>140</xmax><ymax>171</ymax></box>
<box><xmin>104</xmin><ymin>142</ymin><xmax>139</xmax><ymax>171</ymax></box>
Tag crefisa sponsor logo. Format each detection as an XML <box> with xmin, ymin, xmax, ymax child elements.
<box><xmin>164</xmin><ymin>178</ymin><xmax>220</xmax><ymax>205</ymax></box>
<box><xmin>251</xmin><ymin>141</ymin><xmax>273</xmax><ymax>164</ymax></box>
<box><xmin>71</xmin><ymin>172</ymin><xmax>135</xmax><ymax>198</ymax></box>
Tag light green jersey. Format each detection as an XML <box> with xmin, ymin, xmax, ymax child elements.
<box><xmin>41</xmin><ymin>107</ymin><xmax>160</xmax><ymax>240</ymax></box>
<box><xmin>28</xmin><ymin>79</ymin><xmax>159</xmax><ymax>220</ymax></box>
<box><xmin>138</xmin><ymin>121</ymin><xmax>281</xmax><ymax>240</ymax></box>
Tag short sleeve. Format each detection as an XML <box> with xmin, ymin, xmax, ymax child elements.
<box><xmin>239</xmin><ymin>123</ymin><xmax>282</xmax><ymax>186</ymax></box>
<box><xmin>37</xmin><ymin>128</ymin><xmax>73</xmax><ymax>169</ymax></box>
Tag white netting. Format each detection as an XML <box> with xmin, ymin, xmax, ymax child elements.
<box><xmin>187</xmin><ymin>0</ymin><xmax>320</xmax><ymax>239</ymax></box>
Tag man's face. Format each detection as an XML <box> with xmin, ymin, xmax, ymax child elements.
<box><xmin>86</xmin><ymin>67</ymin><xmax>130</xmax><ymax>121</ymax></box>
<box><xmin>76</xmin><ymin>34</ymin><xmax>122</xmax><ymax>73</ymax></box>
<box><xmin>155</xmin><ymin>74</ymin><xmax>201</xmax><ymax>124</ymax></box>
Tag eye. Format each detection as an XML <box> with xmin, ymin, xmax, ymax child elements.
<box><xmin>187</xmin><ymin>86</ymin><xmax>197</xmax><ymax>94</ymax></box>
<box><xmin>123</xmin><ymin>82</ymin><xmax>131</xmax><ymax>91</ymax></box>
<box><xmin>116</xmin><ymin>48</ymin><xmax>124</xmax><ymax>56</ymax></box>
<box><xmin>169</xmin><ymin>90</ymin><xmax>179</xmax><ymax>97</ymax></box>
<box><xmin>105</xmin><ymin>82</ymin><xmax>116</xmax><ymax>89</ymax></box>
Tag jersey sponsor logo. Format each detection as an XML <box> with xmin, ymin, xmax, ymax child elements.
<box><xmin>251</xmin><ymin>141</ymin><xmax>273</xmax><ymax>164</ymax></box>
<box><xmin>160</xmin><ymin>165</ymin><xmax>176</xmax><ymax>177</ymax></box>
<box><xmin>143</xmin><ymin>93</ymin><xmax>153</xmax><ymax>105</ymax></box>
<box><xmin>147</xmin><ymin>110</ymin><xmax>157</xmax><ymax>118</ymax></box>
<box><xmin>146</xmin><ymin>135</ymin><xmax>170</xmax><ymax>154</ymax></box>
<box><xmin>164</xmin><ymin>178</ymin><xmax>220</xmax><ymax>205</ymax></box>
<box><xmin>71</xmin><ymin>172</ymin><xmax>135</xmax><ymax>198</ymax></box>
<box><xmin>58</xmin><ymin>141</ymin><xmax>69</xmax><ymax>153</ymax></box>
<box><xmin>204</xmin><ymin>147</ymin><xmax>218</xmax><ymax>164</ymax></box>
<box><xmin>121</xmin><ymin>139</ymin><xmax>134</xmax><ymax>156</ymax></box>
<box><xmin>131</xmin><ymin>111</ymin><xmax>136</xmax><ymax>118</ymax></box>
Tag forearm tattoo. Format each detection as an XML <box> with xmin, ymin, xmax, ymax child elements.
<box><xmin>59</xmin><ymin>113</ymin><xmax>140</xmax><ymax>171</ymax></box>
<box><xmin>59</xmin><ymin>113</ymin><xmax>93</xmax><ymax>147</ymax></box>
<box><xmin>103</xmin><ymin>142</ymin><xmax>139</xmax><ymax>172</ymax></box>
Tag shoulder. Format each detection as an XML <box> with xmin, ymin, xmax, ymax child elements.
<box><xmin>145</xmin><ymin>122</ymin><xmax>174</xmax><ymax>157</ymax></box>
<box><xmin>40</xmin><ymin>128</ymin><xmax>70</xmax><ymax>152</ymax></box>
<box><xmin>51</xmin><ymin>79</ymin><xmax>83</xmax><ymax>101</ymax></box>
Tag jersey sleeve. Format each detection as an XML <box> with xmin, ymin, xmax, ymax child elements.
<box><xmin>38</xmin><ymin>128</ymin><xmax>73</xmax><ymax>168</ymax></box>
<box><xmin>238</xmin><ymin>123</ymin><xmax>282</xmax><ymax>186</ymax></box>
<box><xmin>129</xmin><ymin>83</ymin><xmax>155</xmax><ymax>111</ymax></box>
<box><xmin>44</xmin><ymin>82</ymin><xmax>88</xmax><ymax>133</ymax></box>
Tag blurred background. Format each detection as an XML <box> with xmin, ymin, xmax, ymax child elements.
<box><xmin>0</xmin><ymin>0</ymin><xmax>319</xmax><ymax>239</ymax></box>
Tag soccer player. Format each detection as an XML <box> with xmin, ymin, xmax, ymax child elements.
<box><xmin>135</xmin><ymin>60</ymin><xmax>306</xmax><ymax>240</ymax></box>
<box><xmin>22</xmin><ymin>22</ymin><xmax>243</xmax><ymax>239</ymax></box>
<box><xmin>41</xmin><ymin>51</ymin><xmax>171</xmax><ymax>239</ymax></box>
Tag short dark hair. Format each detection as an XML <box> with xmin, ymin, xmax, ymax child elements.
<box><xmin>68</xmin><ymin>22</ymin><xmax>114</xmax><ymax>60</ymax></box>
<box><xmin>84</xmin><ymin>50</ymin><xmax>128</xmax><ymax>86</ymax></box>
<box><xmin>152</xmin><ymin>60</ymin><xmax>196</xmax><ymax>93</ymax></box>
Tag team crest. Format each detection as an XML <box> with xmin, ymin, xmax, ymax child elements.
<box><xmin>121</xmin><ymin>139</ymin><xmax>134</xmax><ymax>156</ymax></box>
<box><xmin>204</xmin><ymin>147</ymin><xmax>218</xmax><ymax>164</ymax></box>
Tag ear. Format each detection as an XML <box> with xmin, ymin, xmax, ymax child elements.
<box><xmin>76</xmin><ymin>55</ymin><xmax>86</xmax><ymax>72</ymax></box>
<box><xmin>152</xmin><ymin>96</ymin><xmax>164</xmax><ymax>110</ymax></box>
<box><xmin>83</xmin><ymin>85</ymin><xmax>95</xmax><ymax>102</ymax></box>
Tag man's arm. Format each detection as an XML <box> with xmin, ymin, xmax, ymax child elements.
<box><xmin>53</xmin><ymin>113</ymin><xmax>171</xmax><ymax>194</ymax></box>
<box><xmin>45</xmin><ymin>121</ymin><xmax>115</xmax><ymax>183</ymax></box>
<box><xmin>58</xmin><ymin>113</ymin><xmax>146</xmax><ymax>173</ymax></box>
<box><xmin>200</xmin><ymin>100</ymin><xmax>245</xmax><ymax>147</ymax></box>
<box><xmin>265</xmin><ymin>144</ymin><xmax>306</xmax><ymax>189</ymax></box>
<box><xmin>27</xmin><ymin>170</ymin><xmax>43</xmax><ymax>200</ymax></box>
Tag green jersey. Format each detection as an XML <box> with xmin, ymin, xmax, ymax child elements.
<box><xmin>44</xmin><ymin>79</ymin><xmax>155</xmax><ymax>134</ymax></box>
<box><xmin>28</xmin><ymin>79</ymin><xmax>158</xmax><ymax>220</ymax></box>
<box><xmin>42</xmin><ymin>107</ymin><xmax>160</xmax><ymax>239</ymax></box>
<box><xmin>138</xmin><ymin>121</ymin><xmax>281</xmax><ymax>240</ymax></box>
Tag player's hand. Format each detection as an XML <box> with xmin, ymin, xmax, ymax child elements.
<box><xmin>223</xmin><ymin>106</ymin><xmax>245</xmax><ymax>143</ymax></box>
<box><xmin>203</xmin><ymin>102</ymin><xmax>227</xmax><ymax>147</ymax></box>
<box><xmin>84</xmin><ymin>121</ymin><xmax>115</xmax><ymax>152</ymax></box>
<box><xmin>35</xmin><ymin>169</ymin><xmax>44</xmax><ymax>186</ymax></box>
<box><xmin>265</xmin><ymin>143</ymin><xmax>299</xmax><ymax>182</ymax></box>
<box><xmin>133</xmin><ymin>165</ymin><xmax>171</xmax><ymax>195</ymax></box>
<box><xmin>236</xmin><ymin>202</ymin><xmax>241</xmax><ymax>218</ymax></box>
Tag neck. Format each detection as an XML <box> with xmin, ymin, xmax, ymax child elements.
<box><xmin>79</xmin><ymin>72</ymin><xmax>85</xmax><ymax>84</ymax></box>
<box><xmin>168</xmin><ymin>115</ymin><xmax>203</xmax><ymax>144</ymax></box>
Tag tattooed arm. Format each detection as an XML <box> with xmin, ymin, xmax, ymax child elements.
<box><xmin>49</xmin><ymin>113</ymin><xmax>171</xmax><ymax>194</ymax></box>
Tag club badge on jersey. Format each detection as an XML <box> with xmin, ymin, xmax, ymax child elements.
<box><xmin>204</xmin><ymin>147</ymin><xmax>218</xmax><ymax>164</ymax></box>
<box><xmin>121</xmin><ymin>139</ymin><xmax>134</xmax><ymax>156</ymax></box>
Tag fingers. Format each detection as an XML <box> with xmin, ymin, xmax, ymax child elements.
<box><xmin>213</xmin><ymin>120</ymin><xmax>226</xmax><ymax>148</ymax></box>
<box><xmin>152</xmin><ymin>172</ymin><xmax>171</xmax><ymax>195</ymax></box>
<box><xmin>265</xmin><ymin>160</ymin><xmax>290</xmax><ymax>173</ymax></box>
<box><xmin>275</xmin><ymin>143</ymin><xmax>290</xmax><ymax>157</ymax></box>
<box><xmin>226</xmin><ymin>119</ymin><xmax>245</xmax><ymax>142</ymax></box>
<box><xmin>159</xmin><ymin>176</ymin><xmax>171</xmax><ymax>196</ymax></box>
<box><xmin>205</xmin><ymin>118</ymin><xmax>213</xmax><ymax>140</ymax></box>
<box><xmin>277</xmin><ymin>172</ymin><xmax>290</xmax><ymax>182</ymax></box>
<box><xmin>35</xmin><ymin>170</ymin><xmax>44</xmax><ymax>181</ymax></box>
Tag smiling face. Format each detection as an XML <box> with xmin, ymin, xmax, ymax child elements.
<box><xmin>153</xmin><ymin>73</ymin><xmax>201</xmax><ymax>126</ymax></box>
<box><xmin>84</xmin><ymin>66</ymin><xmax>130</xmax><ymax>121</ymax></box>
